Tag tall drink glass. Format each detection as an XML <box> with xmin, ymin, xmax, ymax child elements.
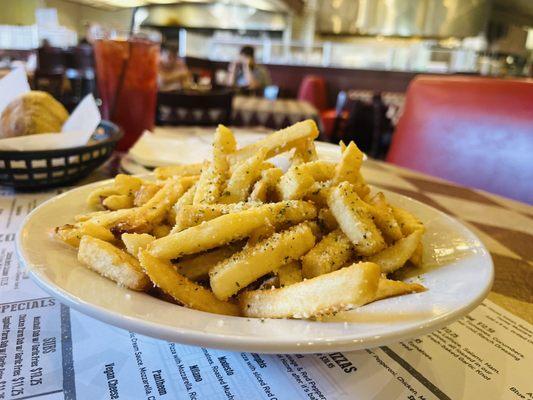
<box><xmin>93</xmin><ymin>30</ymin><xmax>160</xmax><ymax>151</ymax></box>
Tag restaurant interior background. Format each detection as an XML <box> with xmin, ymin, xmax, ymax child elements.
<box><xmin>1</xmin><ymin>0</ymin><xmax>532</xmax><ymax>160</ymax></box>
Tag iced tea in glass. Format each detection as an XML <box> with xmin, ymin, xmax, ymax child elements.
<box><xmin>94</xmin><ymin>31</ymin><xmax>160</xmax><ymax>151</ymax></box>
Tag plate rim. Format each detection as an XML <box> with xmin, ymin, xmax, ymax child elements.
<box><xmin>16</xmin><ymin>176</ymin><xmax>494</xmax><ymax>354</ymax></box>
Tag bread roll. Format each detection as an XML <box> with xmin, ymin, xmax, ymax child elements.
<box><xmin>0</xmin><ymin>91</ymin><xmax>69</xmax><ymax>138</ymax></box>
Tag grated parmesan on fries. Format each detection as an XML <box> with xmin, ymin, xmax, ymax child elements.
<box><xmin>55</xmin><ymin>120</ymin><xmax>427</xmax><ymax>320</ymax></box>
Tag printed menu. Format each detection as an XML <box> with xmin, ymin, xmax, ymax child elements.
<box><xmin>1</xmin><ymin>188</ymin><xmax>531</xmax><ymax>400</ymax></box>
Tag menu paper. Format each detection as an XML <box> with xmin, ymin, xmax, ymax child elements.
<box><xmin>1</xmin><ymin>188</ymin><xmax>532</xmax><ymax>400</ymax></box>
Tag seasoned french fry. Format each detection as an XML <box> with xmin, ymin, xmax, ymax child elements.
<box><xmin>55</xmin><ymin>221</ymin><xmax>115</xmax><ymax>247</ymax></box>
<box><xmin>368</xmin><ymin>192</ymin><xmax>403</xmax><ymax>242</ymax></box>
<box><xmin>148</xmin><ymin>200</ymin><xmax>317</xmax><ymax>260</ymax></box>
<box><xmin>213</xmin><ymin>124</ymin><xmax>236</xmax><ymax>176</ymax></box>
<box><xmin>392</xmin><ymin>206</ymin><xmax>425</xmax><ymax>235</ymax></box>
<box><xmin>87</xmin><ymin>187</ymin><xmax>118</xmax><ymax>209</ymax></box>
<box><xmin>102</xmin><ymin>194</ymin><xmax>134</xmax><ymax>210</ymax></box>
<box><xmin>409</xmin><ymin>243</ymin><xmax>424</xmax><ymax>267</ymax></box>
<box><xmin>332</xmin><ymin>141</ymin><xmax>364</xmax><ymax>185</ymax></box>
<box><xmin>228</xmin><ymin>119</ymin><xmax>319</xmax><ymax>164</ymax></box>
<box><xmin>302</xmin><ymin>229</ymin><xmax>353</xmax><ymax>278</ymax></box>
<box><xmin>114</xmin><ymin>174</ymin><xmax>143</xmax><ymax>195</ymax></box>
<box><xmin>193</xmin><ymin>161</ymin><xmax>222</xmax><ymax>204</ymax></box>
<box><xmin>317</xmin><ymin>208</ymin><xmax>338</xmax><ymax>231</ymax></box>
<box><xmin>304</xmin><ymin>181</ymin><xmax>331</xmax><ymax>207</ymax></box>
<box><xmin>247</xmin><ymin>222</ymin><xmax>276</xmax><ymax>246</ymax></box>
<box><xmin>152</xmin><ymin>224</ymin><xmax>171</xmax><ymax>238</ymax></box>
<box><xmin>134</xmin><ymin>182</ymin><xmax>162</xmax><ymax>207</ymax></box>
<box><xmin>277</xmin><ymin>261</ymin><xmax>303</xmax><ymax>287</ymax></box>
<box><xmin>328</xmin><ymin>182</ymin><xmax>386</xmax><ymax>256</ymax></box>
<box><xmin>249</xmin><ymin>167</ymin><xmax>283</xmax><ymax>202</ymax></box>
<box><xmin>175</xmin><ymin>202</ymin><xmax>256</xmax><ymax>231</ymax></box>
<box><xmin>121</xmin><ymin>233</ymin><xmax>155</xmax><ymax>257</ymax></box>
<box><xmin>278</xmin><ymin>161</ymin><xmax>335</xmax><ymax>201</ymax></box>
<box><xmin>293</xmin><ymin>137</ymin><xmax>318</xmax><ymax>162</ymax></box>
<box><xmin>220</xmin><ymin>148</ymin><xmax>267</xmax><ymax>203</ymax></box>
<box><xmin>176</xmin><ymin>243</ymin><xmax>243</xmax><ymax>281</ymax></box>
<box><xmin>74</xmin><ymin>210</ymin><xmax>110</xmax><ymax>222</ymax></box>
<box><xmin>154</xmin><ymin>163</ymin><xmax>203</xmax><ymax>180</ymax></box>
<box><xmin>278</xmin><ymin>164</ymin><xmax>315</xmax><ymax>200</ymax></box>
<box><xmin>78</xmin><ymin>236</ymin><xmax>150</xmax><ymax>291</ymax></box>
<box><xmin>373</xmin><ymin>278</ymin><xmax>426</xmax><ymax>301</ymax></box>
<box><xmin>240</xmin><ymin>262</ymin><xmax>380</xmax><ymax>319</ymax></box>
<box><xmin>209</xmin><ymin>223</ymin><xmax>316</xmax><ymax>300</ymax></box>
<box><xmin>365</xmin><ymin>230</ymin><xmax>423</xmax><ymax>274</ymax></box>
<box><xmin>139</xmin><ymin>251</ymin><xmax>239</xmax><ymax>316</ymax></box>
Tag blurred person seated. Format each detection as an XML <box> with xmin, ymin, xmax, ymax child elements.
<box><xmin>158</xmin><ymin>45</ymin><xmax>192</xmax><ymax>92</ymax></box>
<box><xmin>226</xmin><ymin>46</ymin><xmax>271</xmax><ymax>91</ymax></box>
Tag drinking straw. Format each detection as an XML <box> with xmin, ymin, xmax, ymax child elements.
<box><xmin>110</xmin><ymin>39</ymin><xmax>132</xmax><ymax>121</ymax></box>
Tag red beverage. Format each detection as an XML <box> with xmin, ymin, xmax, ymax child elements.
<box><xmin>94</xmin><ymin>34</ymin><xmax>160</xmax><ymax>151</ymax></box>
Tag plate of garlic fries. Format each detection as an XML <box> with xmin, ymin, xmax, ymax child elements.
<box><xmin>17</xmin><ymin>120</ymin><xmax>493</xmax><ymax>353</ymax></box>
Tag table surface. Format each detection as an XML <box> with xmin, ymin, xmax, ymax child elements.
<box><xmin>98</xmin><ymin>140</ymin><xmax>533</xmax><ymax>324</ymax></box>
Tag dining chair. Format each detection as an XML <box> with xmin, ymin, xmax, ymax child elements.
<box><xmin>33</xmin><ymin>70</ymin><xmax>66</xmax><ymax>100</ymax></box>
<box><xmin>386</xmin><ymin>75</ymin><xmax>533</xmax><ymax>204</ymax></box>
<box><xmin>156</xmin><ymin>89</ymin><xmax>234</xmax><ymax>126</ymax></box>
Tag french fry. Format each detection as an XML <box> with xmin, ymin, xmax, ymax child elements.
<box><xmin>193</xmin><ymin>161</ymin><xmax>222</xmax><ymax>204</ymax></box>
<box><xmin>209</xmin><ymin>223</ymin><xmax>316</xmax><ymax>301</ymax></box>
<box><xmin>139</xmin><ymin>251</ymin><xmax>239</xmax><ymax>316</ymax></box>
<box><xmin>278</xmin><ymin>161</ymin><xmax>335</xmax><ymax>201</ymax></box>
<box><xmin>409</xmin><ymin>243</ymin><xmax>424</xmax><ymax>267</ymax></box>
<box><xmin>304</xmin><ymin>181</ymin><xmax>331</xmax><ymax>207</ymax></box>
<box><xmin>247</xmin><ymin>222</ymin><xmax>276</xmax><ymax>246</ymax></box>
<box><xmin>365</xmin><ymin>230</ymin><xmax>423</xmax><ymax>274</ymax></box>
<box><xmin>278</xmin><ymin>166</ymin><xmax>315</xmax><ymax>200</ymax></box>
<box><xmin>87</xmin><ymin>187</ymin><xmax>118</xmax><ymax>209</ymax></box>
<box><xmin>228</xmin><ymin>119</ymin><xmax>319</xmax><ymax>164</ymax></box>
<box><xmin>175</xmin><ymin>202</ymin><xmax>256</xmax><ymax>231</ymax></box>
<box><xmin>278</xmin><ymin>164</ymin><xmax>315</xmax><ymax>200</ymax></box>
<box><xmin>134</xmin><ymin>182</ymin><xmax>162</xmax><ymax>207</ymax></box>
<box><xmin>154</xmin><ymin>163</ymin><xmax>203</xmax><ymax>180</ymax></box>
<box><xmin>392</xmin><ymin>206</ymin><xmax>425</xmax><ymax>235</ymax></box>
<box><xmin>102</xmin><ymin>194</ymin><xmax>134</xmax><ymax>210</ymax></box>
<box><xmin>78</xmin><ymin>236</ymin><xmax>150</xmax><ymax>291</ymax></box>
<box><xmin>240</xmin><ymin>262</ymin><xmax>380</xmax><ymax>319</ymax></box>
<box><xmin>277</xmin><ymin>261</ymin><xmax>303</xmax><ymax>287</ymax></box>
<box><xmin>317</xmin><ymin>208</ymin><xmax>338</xmax><ymax>231</ymax></box>
<box><xmin>293</xmin><ymin>137</ymin><xmax>318</xmax><ymax>162</ymax></box>
<box><xmin>302</xmin><ymin>229</ymin><xmax>353</xmax><ymax>278</ymax></box>
<box><xmin>55</xmin><ymin>221</ymin><xmax>115</xmax><ymax>247</ymax></box>
<box><xmin>213</xmin><ymin>124</ymin><xmax>236</xmax><ymax>176</ymax></box>
<box><xmin>249</xmin><ymin>167</ymin><xmax>283</xmax><ymax>202</ymax></box>
<box><xmin>74</xmin><ymin>210</ymin><xmax>110</xmax><ymax>222</ymax></box>
<box><xmin>152</xmin><ymin>224</ymin><xmax>171</xmax><ymax>238</ymax></box>
<box><xmin>328</xmin><ymin>182</ymin><xmax>386</xmax><ymax>256</ymax></box>
<box><xmin>332</xmin><ymin>141</ymin><xmax>364</xmax><ymax>185</ymax></box>
<box><xmin>176</xmin><ymin>243</ymin><xmax>243</xmax><ymax>281</ymax></box>
<box><xmin>220</xmin><ymin>148</ymin><xmax>267</xmax><ymax>203</ymax></box>
<box><xmin>368</xmin><ymin>192</ymin><xmax>403</xmax><ymax>242</ymax></box>
<box><xmin>148</xmin><ymin>200</ymin><xmax>317</xmax><ymax>259</ymax></box>
<box><xmin>121</xmin><ymin>233</ymin><xmax>155</xmax><ymax>257</ymax></box>
<box><xmin>391</xmin><ymin>206</ymin><xmax>425</xmax><ymax>267</ymax></box>
<box><xmin>373</xmin><ymin>278</ymin><xmax>426</xmax><ymax>302</ymax></box>
<box><xmin>114</xmin><ymin>174</ymin><xmax>143</xmax><ymax>195</ymax></box>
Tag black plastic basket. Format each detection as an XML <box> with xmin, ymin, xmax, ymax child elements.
<box><xmin>0</xmin><ymin>120</ymin><xmax>122</xmax><ymax>190</ymax></box>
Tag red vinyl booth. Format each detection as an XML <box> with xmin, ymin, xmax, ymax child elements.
<box><xmin>386</xmin><ymin>76</ymin><xmax>533</xmax><ymax>204</ymax></box>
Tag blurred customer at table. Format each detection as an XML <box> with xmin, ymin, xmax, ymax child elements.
<box><xmin>226</xmin><ymin>46</ymin><xmax>271</xmax><ymax>91</ymax></box>
<box><xmin>158</xmin><ymin>45</ymin><xmax>192</xmax><ymax>91</ymax></box>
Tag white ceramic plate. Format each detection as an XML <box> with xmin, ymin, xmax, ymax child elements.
<box><xmin>16</xmin><ymin>176</ymin><xmax>493</xmax><ymax>354</ymax></box>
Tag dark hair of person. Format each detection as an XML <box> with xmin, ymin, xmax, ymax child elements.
<box><xmin>240</xmin><ymin>46</ymin><xmax>255</xmax><ymax>59</ymax></box>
